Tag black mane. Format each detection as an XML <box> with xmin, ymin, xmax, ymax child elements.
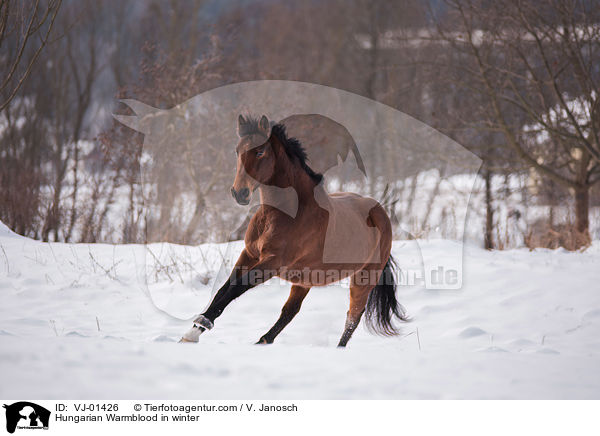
<box><xmin>239</xmin><ymin>116</ymin><xmax>323</xmax><ymax>184</ymax></box>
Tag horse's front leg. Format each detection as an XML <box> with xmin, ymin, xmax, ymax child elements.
<box><xmin>180</xmin><ymin>251</ymin><xmax>277</xmax><ymax>342</ymax></box>
<box><xmin>256</xmin><ymin>285</ymin><xmax>310</xmax><ymax>344</ymax></box>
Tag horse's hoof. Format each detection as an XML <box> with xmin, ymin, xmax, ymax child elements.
<box><xmin>180</xmin><ymin>325</ymin><xmax>205</xmax><ymax>343</ymax></box>
<box><xmin>255</xmin><ymin>337</ymin><xmax>272</xmax><ymax>345</ymax></box>
<box><xmin>179</xmin><ymin>337</ymin><xmax>197</xmax><ymax>343</ymax></box>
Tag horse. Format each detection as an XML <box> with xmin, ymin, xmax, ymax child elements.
<box><xmin>180</xmin><ymin>114</ymin><xmax>407</xmax><ymax>347</ymax></box>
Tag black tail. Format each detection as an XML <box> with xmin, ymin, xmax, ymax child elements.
<box><xmin>365</xmin><ymin>255</ymin><xmax>409</xmax><ymax>336</ymax></box>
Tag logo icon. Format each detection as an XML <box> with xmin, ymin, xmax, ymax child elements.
<box><xmin>3</xmin><ymin>402</ymin><xmax>50</xmax><ymax>433</ymax></box>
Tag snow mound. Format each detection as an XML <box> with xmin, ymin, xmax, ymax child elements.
<box><xmin>0</xmin><ymin>220</ymin><xmax>21</xmax><ymax>239</ymax></box>
<box><xmin>0</xmin><ymin>229</ymin><xmax>599</xmax><ymax>399</ymax></box>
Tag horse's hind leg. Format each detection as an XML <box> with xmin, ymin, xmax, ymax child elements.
<box><xmin>337</xmin><ymin>284</ymin><xmax>371</xmax><ymax>347</ymax></box>
<box><xmin>256</xmin><ymin>285</ymin><xmax>310</xmax><ymax>344</ymax></box>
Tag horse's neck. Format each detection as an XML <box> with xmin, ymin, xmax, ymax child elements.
<box><xmin>312</xmin><ymin>183</ymin><xmax>332</xmax><ymax>210</ymax></box>
<box><xmin>259</xmin><ymin>185</ymin><xmax>299</xmax><ymax>218</ymax></box>
<box><xmin>259</xmin><ymin>164</ymin><xmax>326</xmax><ymax>217</ymax></box>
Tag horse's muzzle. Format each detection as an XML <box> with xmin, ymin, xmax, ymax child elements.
<box><xmin>231</xmin><ymin>187</ymin><xmax>250</xmax><ymax>205</ymax></box>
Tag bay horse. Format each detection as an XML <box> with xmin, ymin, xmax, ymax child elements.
<box><xmin>180</xmin><ymin>115</ymin><xmax>407</xmax><ymax>346</ymax></box>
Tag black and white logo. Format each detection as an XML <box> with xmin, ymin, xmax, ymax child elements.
<box><xmin>3</xmin><ymin>402</ymin><xmax>50</xmax><ymax>434</ymax></box>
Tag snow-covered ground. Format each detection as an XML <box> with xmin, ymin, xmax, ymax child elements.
<box><xmin>0</xmin><ymin>221</ymin><xmax>599</xmax><ymax>399</ymax></box>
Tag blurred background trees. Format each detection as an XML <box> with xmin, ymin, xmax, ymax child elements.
<box><xmin>1</xmin><ymin>0</ymin><xmax>598</xmax><ymax>249</ymax></box>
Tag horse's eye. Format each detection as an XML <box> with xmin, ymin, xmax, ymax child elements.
<box><xmin>256</xmin><ymin>148</ymin><xmax>265</xmax><ymax>157</ymax></box>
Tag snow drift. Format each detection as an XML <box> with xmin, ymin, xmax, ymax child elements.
<box><xmin>0</xmin><ymin>224</ymin><xmax>599</xmax><ymax>399</ymax></box>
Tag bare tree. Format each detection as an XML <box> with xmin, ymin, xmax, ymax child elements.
<box><xmin>39</xmin><ymin>0</ymin><xmax>103</xmax><ymax>242</ymax></box>
<box><xmin>0</xmin><ymin>0</ymin><xmax>61</xmax><ymax>111</ymax></box>
<box><xmin>430</xmin><ymin>0</ymin><xmax>600</xmax><ymax>246</ymax></box>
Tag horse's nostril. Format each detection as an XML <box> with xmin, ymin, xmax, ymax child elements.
<box><xmin>231</xmin><ymin>187</ymin><xmax>250</xmax><ymax>204</ymax></box>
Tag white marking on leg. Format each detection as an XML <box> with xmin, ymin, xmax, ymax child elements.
<box><xmin>181</xmin><ymin>326</ymin><xmax>204</xmax><ymax>343</ymax></box>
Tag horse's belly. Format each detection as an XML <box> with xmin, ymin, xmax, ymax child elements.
<box><xmin>279</xmin><ymin>264</ymin><xmax>357</xmax><ymax>287</ymax></box>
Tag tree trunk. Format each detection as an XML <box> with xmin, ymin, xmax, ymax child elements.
<box><xmin>484</xmin><ymin>170</ymin><xmax>494</xmax><ymax>250</ymax></box>
<box><xmin>574</xmin><ymin>185</ymin><xmax>589</xmax><ymax>236</ymax></box>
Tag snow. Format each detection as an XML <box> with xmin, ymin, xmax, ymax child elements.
<box><xmin>0</xmin><ymin>227</ymin><xmax>599</xmax><ymax>399</ymax></box>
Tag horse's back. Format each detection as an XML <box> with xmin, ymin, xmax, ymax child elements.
<box><xmin>317</xmin><ymin>190</ymin><xmax>391</xmax><ymax>265</ymax></box>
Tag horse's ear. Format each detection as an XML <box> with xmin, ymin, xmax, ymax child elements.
<box><xmin>258</xmin><ymin>115</ymin><xmax>270</xmax><ymax>136</ymax></box>
<box><xmin>237</xmin><ymin>114</ymin><xmax>246</xmax><ymax>137</ymax></box>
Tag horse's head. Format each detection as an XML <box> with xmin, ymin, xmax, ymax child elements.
<box><xmin>232</xmin><ymin>114</ymin><xmax>276</xmax><ymax>205</ymax></box>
